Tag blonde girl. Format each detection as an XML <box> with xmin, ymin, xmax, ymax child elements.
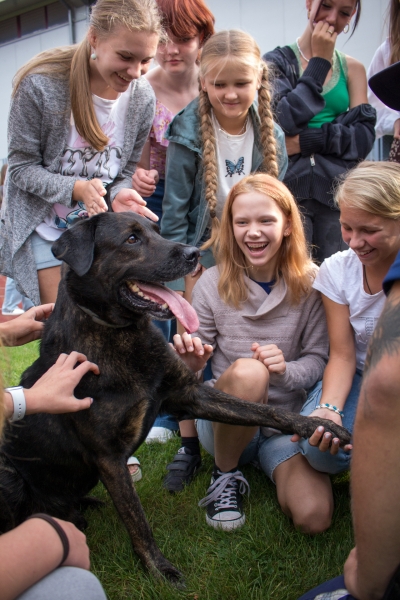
<box><xmin>167</xmin><ymin>174</ymin><xmax>334</xmax><ymax>534</ymax></box>
<box><xmin>0</xmin><ymin>0</ymin><xmax>162</xmax><ymax>307</ymax></box>
<box><xmin>298</xmin><ymin>161</ymin><xmax>400</xmax><ymax>467</ymax></box>
<box><xmin>160</xmin><ymin>29</ymin><xmax>288</xmax><ymax>486</ymax></box>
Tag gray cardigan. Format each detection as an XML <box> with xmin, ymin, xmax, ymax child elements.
<box><xmin>192</xmin><ymin>266</ymin><xmax>329</xmax><ymax>424</ymax></box>
<box><xmin>0</xmin><ymin>73</ymin><xmax>155</xmax><ymax>305</ymax></box>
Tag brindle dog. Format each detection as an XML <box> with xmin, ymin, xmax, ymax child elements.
<box><xmin>0</xmin><ymin>212</ymin><xmax>350</xmax><ymax>584</ymax></box>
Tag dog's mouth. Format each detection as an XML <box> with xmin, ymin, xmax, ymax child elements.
<box><xmin>123</xmin><ymin>280</ymin><xmax>199</xmax><ymax>333</ymax></box>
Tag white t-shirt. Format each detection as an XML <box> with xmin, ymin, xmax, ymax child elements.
<box><xmin>212</xmin><ymin>111</ymin><xmax>254</xmax><ymax>220</ymax></box>
<box><xmin>312</xmin><ymin>248</ymin><xmax>385</xmax><ymax>371</ymax></box>
<box><xmin>36</xmin><ymin>89</ymin><xmax>131</xmax><ymax>241</ymax></box>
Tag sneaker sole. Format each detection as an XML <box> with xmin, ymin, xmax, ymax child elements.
<box><xmin>206</xmin><ymin>514</ymin><xmax>245</xmax><ymax>531</ymax></box>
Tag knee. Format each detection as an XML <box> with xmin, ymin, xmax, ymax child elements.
<box><xmin>228</xmin><ymin>358</ymin><xmax>269</xmax><ymax>402</ymax></box>
<box><xmin>291</xmin><ymin>501</ymin><xmax>333</xmax><ymax>535</ymax></box>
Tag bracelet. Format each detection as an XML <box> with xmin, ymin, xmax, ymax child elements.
<box><xmin>5</xmin><ymin>386</ymin><xmax>26</xmax><ymax>422</ymax></box>
<box><xmin>315</xmin><ymin>403</ymin><xmax>344</xmax><ymax>418</ymax></box>
<box><xmin>25</xmin><ymin>513</ymin><xmax>70</xmax><ymax>568</ymax></box>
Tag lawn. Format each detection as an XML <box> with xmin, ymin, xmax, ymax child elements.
<box><xmin>2</xmin><ymin>343</ymin><xmax>354</xmax><ymax>600</ymax></box>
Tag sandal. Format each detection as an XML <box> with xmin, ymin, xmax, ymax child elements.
<box><xmin>127</xmin><ymin>456</ymin><xmax>142</xmax><ymax>483</ymax></box>
<box><xmin>163</xmin><ymin>447</ymin><xmax>201</xmax><ymax>493</ymax></box>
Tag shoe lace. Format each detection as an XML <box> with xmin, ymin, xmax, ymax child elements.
<box><xmin>198</xmin><ymin>470</ymin><xmax>250</xmax><ymax>509</ymax></box>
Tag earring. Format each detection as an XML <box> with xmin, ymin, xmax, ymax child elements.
<box><xmin>91</xmin><ymin>52</ymin><xmax>97</xmax><ymax>60</ymax></box>
<box><xmin>343</xmin><ymin>23</ymin><xmax>350</xmax><ymax>34</ymax></box>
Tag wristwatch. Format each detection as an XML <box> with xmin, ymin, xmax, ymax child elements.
<box><xmin>5</xmin><ymin>386</ymin><xmax>26</xmax><ymax>422</ymax></box>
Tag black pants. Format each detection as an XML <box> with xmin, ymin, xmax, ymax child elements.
<box><xmin>299</xmin><ymin>198</ymin><xmax>347</xmax><ymax>264</ymax></box>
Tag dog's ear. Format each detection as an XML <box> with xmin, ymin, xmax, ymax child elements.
<box><xmin>51</xmin><ymin>218</ymin><xmax>97</xmax><ymax>276</ymax></box>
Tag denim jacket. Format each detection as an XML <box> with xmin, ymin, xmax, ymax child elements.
<box><xmin>161</xmin><ymin>97</ymin><xmax>288</xmax><ymax>290</ymax></box>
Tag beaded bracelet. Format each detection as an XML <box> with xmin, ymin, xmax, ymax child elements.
<box><xmin>315</xmin><ymin>403</ymin><xmax>344</xmax><ymax>418</ymax></box>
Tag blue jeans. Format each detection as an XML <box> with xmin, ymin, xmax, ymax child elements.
<box><xmin>198</xmin><ymin>371</ymin><xmax>362</xmax><ymax>481</ymax></box>
<box><xmin>2</xmin><ymin>277</ymin><xmax>34</xmax><ymax>311</ymax></box>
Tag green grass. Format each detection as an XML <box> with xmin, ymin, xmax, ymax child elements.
<box><xmin>3</xmin><ymin>345</ymin><xmax>354</xmax><ymax>600</ymax></box>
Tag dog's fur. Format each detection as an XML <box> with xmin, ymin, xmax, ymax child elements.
<box><xmin>0</xmin><ymin>213</ymin><xmax>350</xmax><ymax>583</ymax></box>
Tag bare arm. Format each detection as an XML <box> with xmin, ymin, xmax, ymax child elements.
<box><xmin>0</xmin><ymin>517</ymin><xmax>90</xmax><ymax>600</ymax></box>
<box><xmin>344</xmin><ymin>281</ymin><xmax>400</xmax><ymax>600</ymax></box>
<box><xmin>347</xmin><ymin>57</ymin><xmax>368</xmax><ymax>109</ymax></box>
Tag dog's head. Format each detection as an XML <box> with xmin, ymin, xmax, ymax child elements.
<box><xmin>52</xmin><ymin>213</ymin><xmax>200</xmax><ymax>332</ymax></box>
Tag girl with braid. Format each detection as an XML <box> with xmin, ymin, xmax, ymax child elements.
<box><xmin>160</xmin><ymin>30</ymin><xmax>288</xmax><ymax>494</ymax></box>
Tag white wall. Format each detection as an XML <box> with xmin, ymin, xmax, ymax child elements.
<box><xmin>0</xmin><ymin>0</ymin><xmax>390</xmax><ymax>159</ymax></box>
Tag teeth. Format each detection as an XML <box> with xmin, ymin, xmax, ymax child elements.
<box><xmin>118</xmin><ymin>73</ymin><xmax>130</xmax><ymax>81</ymax></box>
<box><xmin>130</xmin><ymin>283</ymin><xmax>140</xmax><ymax>292</ymax></box>
<box><xmin>161</xmin><ymin>303</ymin><xmax>168</xmax><ymax>309</ymax></box>
<box><xmin>138</xmin><ymin>291</ymin><xmax>144</xmax><ymax>297</ymax></box>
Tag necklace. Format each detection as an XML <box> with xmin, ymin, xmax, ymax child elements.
<box><xmin>363</xmin><ymin>265</ymin><xmax>373</xmax><ymax>295</ymax></box>
<box><xmin>217</xmin><ymin>115</ymin><xmax>248</xmax><ymax>137</ymax></box>
<box><xmin>296</xmin><ymin>37</ymin><xmax>310</xmax><ymax>63</ymax></box>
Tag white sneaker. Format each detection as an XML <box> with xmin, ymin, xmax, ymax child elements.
<box><xmin>2</xmin><ymin>307</ymin><xmax>24</xmax><ymax>315</ymax></box>
<box><xmin>146</xmin><ymin>426</ymin><xmax>174</xmax><ymax>443</ymax></box>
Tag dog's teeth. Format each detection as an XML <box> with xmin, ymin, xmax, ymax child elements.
<box><xmin>131</xmin><ymin>284</ymin><xmax>140</xmax><ymax>292</ymax></box>
<box><xmin>161</xmin><ymin>303</ymin><xmax>168</xmax><ymax>309</ymax></box>
<box><xmin>144</xmin><ymin>295</ymin><xmax>150</xmax><ymax>301</ymax></box>
<box><xmin>138</xmin><ymin>291</ymin><xmax>144</xmax><ymax>297</ymax></box>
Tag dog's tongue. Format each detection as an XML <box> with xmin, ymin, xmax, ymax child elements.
<box><xmin>136</xmin><ymin>282</ymin><xmax>199</xmax><ymax>333</ymax></box>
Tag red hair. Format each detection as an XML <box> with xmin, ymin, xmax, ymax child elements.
<box><xmin>156</xmin><ymin>0</ymin><xmax>214</xmax><ymax>43</ymax></box>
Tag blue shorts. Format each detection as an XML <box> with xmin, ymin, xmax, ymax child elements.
<box><xmin>197</xmin><ymin>372</ymin><xmax>361</xmax><ymax>483</ymax></box>
<box><xmin>30</xmin><ymin>232</ymin><xmax>62</xmax><ymax>270</ymax></box>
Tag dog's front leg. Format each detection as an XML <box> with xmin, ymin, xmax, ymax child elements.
<box><xmin>97</xmin><ymin>458</ymin><xmax>184</xmax><ymax>585</ymax></box>
<box><xmin>168</xmin><ymin>384</ymin><xmax>351</xmax><ymax>446</ymax></box>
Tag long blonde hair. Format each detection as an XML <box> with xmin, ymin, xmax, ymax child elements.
<box><xmin>12</xmin><ymin>0</ymin><xmax>162</xmax><ymax>151</ymax></box>
<box><xmin>198</xmin><ymin>30</ymin><xmax>279</xmax><ymax>249</ymax></box>
<box><xmin>216</xmin><ymin>173</ymin><xmax>315</xmax><ymax>309</ymax></box>
<box><xmin>335</xmin><ymin>161</ymin><xmax>400</xmax><ymax>220</ymax></box>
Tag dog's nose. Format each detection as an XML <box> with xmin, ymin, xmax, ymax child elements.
<box><xmin>182</xmin><ymin>246</ymin><xmax>200</xmax><ymax>263</ymax></box>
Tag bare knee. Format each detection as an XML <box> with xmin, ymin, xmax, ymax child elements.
<box><xmin>225</xmin><ymin>358</ymin><xmax>269</xmax><ymax>402</ymax></box>
<box><xmin>290</xmin><ymin>500</ymin><xmax>333</xmax><ymax>535</ymax></box>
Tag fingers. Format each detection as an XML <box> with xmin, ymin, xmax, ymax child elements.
<box><xmin>55</xmin><ymin>351</ymin><xmax>100</xmax><ymax>376</ymax></box>
<box><xmin>70</xmin><ymin>397</ymin><xmax>94</xmax><ymax>411</ymax></box>
<box><xmin>309</xmin><ymin>426</ymin><xmax>340</xmax><ymax>454</ymax></box>
<box><xmin>31</xmin><ymin>303</ymin><xmax>55</xmax><ymax>321</ymax></box>
<box><xmin>140</xmin><ymin>205</ymin><xmax>159</xmax><ymax>222</ymax></box>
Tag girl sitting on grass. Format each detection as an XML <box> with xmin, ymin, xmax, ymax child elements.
<box><xmin>172</xmin><ymin>173</ymin><xmax>335</xmax><ymax>533</ymax></box>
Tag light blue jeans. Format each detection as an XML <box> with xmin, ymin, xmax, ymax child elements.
<box><xmin>2</xmin><ymin>277</ymin><xmax>34</xmax><ymax>312</ymax></box>
<box><xmin>197</xmin><ymin>371</ymin><xmax>362</xmax><ymax>482</ymax></box>
<box><xmin>17</xmin><ymin>567</ymin><xmax>107</xmax><ymax>600</ymax></box>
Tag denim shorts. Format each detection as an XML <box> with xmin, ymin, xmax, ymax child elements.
<box><xmin>30</xmin><ymin>232</ymin><xmax>62</xmax><ymax>270</ymax></box>
<box><xmin>197</xmin><ymin>371</ymin><xmax>362</xmax><ymax>483</ymax></box>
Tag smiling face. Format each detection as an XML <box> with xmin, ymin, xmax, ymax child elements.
<box><xmin>306</xmin><ymin>0</ymin><xmax>357</xmax><ymax>35</ymax></box>
<box><xmin>340</xmin><ymin>205</ymin><xmax>400</xmax><ymax>271</ymax></box>
<box><xmin>201</xmin><ymin>59</ymin><xmax>259</xmax><ymax>128</ymax></box>
<box><xmin>156</xmin><ymin>32</ymin><xmax>201</xmax><ymax>74</ymax></box>
<box><xmin>89</xmin><ymin>27</ymin><xmax>159</xmax><ymax>94</ymax></box>
<box><xmin>232</xmin><ymin>191</ymin><xmax>290</xmax><ymax>282</ymax></box>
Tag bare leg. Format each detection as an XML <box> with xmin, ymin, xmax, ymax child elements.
<box><xmin>274</xmin><ymin>453</ymin><xmax>333</xmax><ymax>534</ymax></box>
<box><xmin>38</xmin><ymin>266</ymin><xmax>61</xmax><ymax>304</ymax></box>
<box><xmin>213</xmin><ymin>358</ymin><xmax>269</xmax><ymax>472</ymax></box>
<box><xmin>179</xmin><ymin>420</ymin><xmax>197</xmax><ymax>437</ymax></box>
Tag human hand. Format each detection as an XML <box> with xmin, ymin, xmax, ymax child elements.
<box><xmin>394</xmin><ymin>119</ymin><xmax>400</xmax><ymax>139</ymax></box>
<box><xmin>291</xmin><ymin>409</ymin><xmax>352</xmax><ymax>454</ymax></box>
<box><xmin>0</xmin><ymin>303</ymin><xmax>54</xmax><ymax>346</ymax></box>
<box><xmin>311</xmin><ymin>20</ymin><xmax>337</xmax><ymax>63</ymax></box>
<box><xmin>172</xmin><ymin>333</ymin><xmax>213</xmax><ymax>373</ymax></box>
<box><xmin>72</xmin><ymin>179</ymin><xmax>108</xmax><ymax>216</ymax></box>
<box><xmin>285</xmin><ymin>135</ymin><xmax>301</xmax><ymax>156</ymax></box>
<box><xmin>23</xmin><ymin>351</ymin><xmax>100</xmax><ymax>414</ymax></box>
<box><xmin>132</xmin><ymin>168</ymin><xmax>159</xmax><ymax>197</ymax></box>
<box><xmin>52</xmin><ymin>518</ymin><xmax>91</xmax><ymax>569</ymax></box>
<box><xmin>251</xmin><ymin>342</ymin><xmax>286</xmax><ymax>374</ymax></box>
<box><xmin>112</xmin><ymin>188</ymin><xmax>158</xmax><ymax>221</ymax></box>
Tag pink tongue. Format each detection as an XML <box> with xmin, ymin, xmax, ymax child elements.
<box><xmin>136</xmin><ymin>282</ymin><xmax>199</xmax><ymax>333</ymax></box>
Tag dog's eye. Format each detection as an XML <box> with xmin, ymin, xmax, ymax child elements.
<box><xmin>127</xmin><ymin>234</ymin><xmax>138</xmax><ymax>244</ymax></box>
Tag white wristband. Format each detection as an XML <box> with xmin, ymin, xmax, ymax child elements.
<box><xmin>6</xmin><ymin>386</ymin><xmax>26</xmax><ymax>422</ymax></box>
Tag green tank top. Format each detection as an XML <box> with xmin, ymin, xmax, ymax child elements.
<box><xmin>289</xmin><ymin>45</ymin><xmax>350</xmax><ymax>129</ymax></box>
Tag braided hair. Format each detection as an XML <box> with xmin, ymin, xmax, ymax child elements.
<box><xmin>199</xmin><ymin>30</ymin><xmax>279</xmax><ymax>249</ymax></box>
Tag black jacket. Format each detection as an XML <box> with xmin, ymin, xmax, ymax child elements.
<box><xmin>263</xmin><ymin>46</ymin><xmax>377</xmax><ymax>207</ymax></box>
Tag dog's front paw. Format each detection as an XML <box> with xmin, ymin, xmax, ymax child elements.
<box><xmin>152</xmin><ymin>557</ymin><xmax>185</xmax><ymax>588</ymax></box>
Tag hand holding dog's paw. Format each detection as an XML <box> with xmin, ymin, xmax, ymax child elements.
<box><xmin>24</xmin><ymin>351</ymin><xmax>100</xmax><ymax>415</ymax></box>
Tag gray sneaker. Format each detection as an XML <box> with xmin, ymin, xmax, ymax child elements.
<box><xmin>198</xmin><ymin>470</ymin><xmax>250</xmax><ymax>531</ymax></box>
